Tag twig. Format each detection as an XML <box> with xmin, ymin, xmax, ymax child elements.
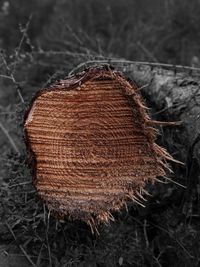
<box><xmin>163</xmin><ymin>176</ymin><xmax>186</xmax><ymax>188</ymax></box>
<box><xmin>6</xmin><ymin>222</ymin><xmax>37</xmax><ymax>267</ymax></box>
<box><xmin>0</xmin><ymin>52</ymin><xmax>25</xmax><ymax>103</ymax></box>
<box><xmin>147</xmin><ymin>120</ymin><xmax>183</xmax><ymax>126</ymax></box>
<box><xmin>0</xmin><ymin>74</ymin><xmax>15</xmax><ymax>80</ymax></box>
<box><xmin>0</xmin><ymin>122</ymin><xmax>20</xmax><ymax>154</ymax></box>
<box><xmin>147</xmin><ymin>221</ymin><xmax>194</xmax><ymax>259</ymax></box>
<box><xmin>152</xmin><ymin>106</ymin><xmax>171</xmax><ymax>115</ymax></box>
<box><xmin>36</xmin><ymin>244</ymin><xmax>44</xmax><ymax>266</ymax></box>
<box><xmin>137</xmin><ymin>83</ymin><xmax>149</xmax><ymax>91</ymax></box>
<box><xmin>143</xmin><ymin>219</ymin><xmax>149</xmax><ymax>247</ymax></box>
<box><xmin>68</xmin><ymin>59</ymin><xmax>200</xmax><ymax>76</ymax></box>
<box><xmin>0</xmin><ymin>112</ymin><xmax>15</xmax><ymax>115</ymax></box>
<box><xmin>32</xmin><ymin>50</ymin><xmax>94</xmax><ymax>58</ymax></box>
<box><xmin>9</xmin><ymin>181</ymin><xmax>32</xmax><ymax>188</ymax></box>
<box><xmin>45</xmin><ymin>211</ymin><xmax>52</xmax><ymax>267</ymax></box>
<box><xmin>64</xmin><ymin>23</ymin><xmax>84</xmax><ymax>46</ymax></box>
<box><xmin>0</xmin><ymin>15</ymin><xmax>32</xmax><ymax>104</ymax></box>
<box><xmin>137</xmin><ymin>41</ymin><xmax>158</xmax><ymax>62</ymax></box>
<box><xmin>17</xmin><ymin>87</ymin><xmax>25</xmax><ymax>103</ymax></box>
<box><xmin>43</xmin><ymin>208</ymin><xmax>52</xmax><ymax>267</ymax></box>
<box><xmin>13</xmin><ymin>14</ymin><xmax>32</xmax><ymax>74</ymax></box>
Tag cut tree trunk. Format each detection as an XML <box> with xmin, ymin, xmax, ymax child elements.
<box><xmin>24</xmin><ymin>66</ymin><xmax>175</xmax><ymax>230</ymax></box>
<box><xmin>25</xmin><ymin>61</ymin><xmax>200</xmax><ymax>229</ymax></box>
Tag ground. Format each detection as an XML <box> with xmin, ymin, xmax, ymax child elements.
<box><xmin>0</xmin><ymin>1</ymin><xmax>200</xmax><ymax>266</ymax></box>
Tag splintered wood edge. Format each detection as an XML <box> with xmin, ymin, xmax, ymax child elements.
<box><xmin>24</xmin><ymin>65</ymin><xmax>174</xmax><ymax>231</ymax></box>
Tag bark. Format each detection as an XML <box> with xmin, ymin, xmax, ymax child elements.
<box><xmin>125</xmin><ymin>63</ymin><xmax>200</xmax><ymax>167</ymax></box>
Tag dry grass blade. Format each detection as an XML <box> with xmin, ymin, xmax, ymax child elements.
<box><xmin>68</xmin><ymin>59</ymin><xmax>200</xmax><ymax>76</ymax></box>
<box><xmin>0</xmin><ymin>122</ymin><xmax>20</xmax><ymax>154</ymax></box>
<box><xmin>6</xmin><ymin>222</ymin><xmax>36</xmax><ymax>267</ymax></box>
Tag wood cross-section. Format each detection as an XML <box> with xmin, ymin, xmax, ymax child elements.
<box><xmin>24</xmin><ymin>67</ymin><xmax>171</xmax><ymax>228</ymax></box>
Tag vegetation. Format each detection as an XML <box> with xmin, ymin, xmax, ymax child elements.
<box><xmin>0</xmin><ymin>0</ymin><xmax>199</xmax><ymax>266</ymax></box>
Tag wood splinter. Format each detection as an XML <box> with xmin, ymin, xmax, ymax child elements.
<box><xmin>24</xmin><ymin>65</ymin><xmax>177</xmax><ymax>231</ymax></box>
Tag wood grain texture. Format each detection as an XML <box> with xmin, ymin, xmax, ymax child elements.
<box><xmin>24</xmin><ymin>66</ymin><xmax>171</xmax><ymax>228</ymax></box>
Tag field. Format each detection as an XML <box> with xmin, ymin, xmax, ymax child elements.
<box><xmin>0</xmin><ymin>1</ymin><xmax>200</xmax><ymax>266</ymax></box>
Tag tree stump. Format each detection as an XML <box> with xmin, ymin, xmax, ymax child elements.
<box><xmin>24</xmin><ymin>66</ymin><xmax>173</xmax><ymax>230</ymax></box>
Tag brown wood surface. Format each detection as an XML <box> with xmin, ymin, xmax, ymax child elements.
<box><xmin>24</xmin><ymin>67</ymin><xmax>171</xmax><ymax>227</ymax></box>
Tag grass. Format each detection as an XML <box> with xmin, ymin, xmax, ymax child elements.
<box><xmin>0</xmin><ymin>1</ymin><xmax>200</xmax><ymax>266</ymax></box>
<box><xmin>1</xmin><ymin>146</ymin><xmax>199</xmax><ymax>266</ymax></box>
